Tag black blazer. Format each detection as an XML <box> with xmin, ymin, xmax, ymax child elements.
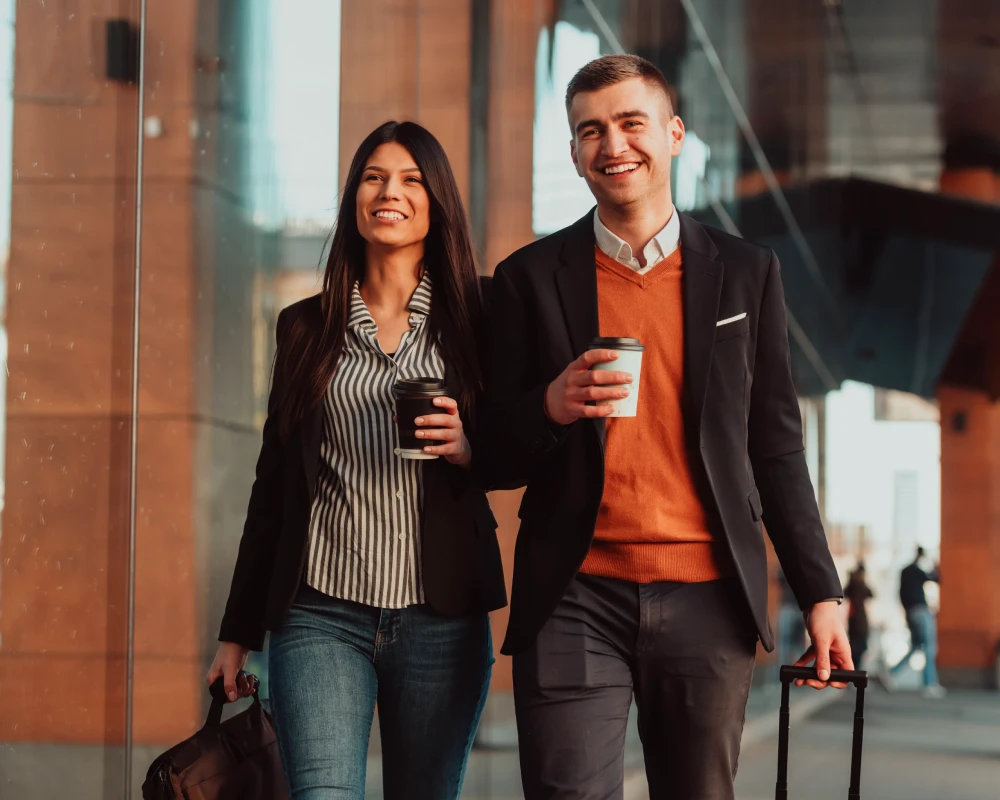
<box><xmin>219</xmin><ymin>294</ymin><xmax>507</xmax><ymax>651</ymax></box>
<box><xmin>484</xmin><ymin>211</ymin><xmax>841</xmax><ymax>656</ymax></box>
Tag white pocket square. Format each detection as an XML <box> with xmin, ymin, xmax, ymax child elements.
<box><xmin>716</xmin><ymin>313</ymin><xmax>747</xmax><ymax>327</ymax></box>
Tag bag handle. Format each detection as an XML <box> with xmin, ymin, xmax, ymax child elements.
<box><xmin>206</xmin><ymin>671</ymin><xmax>260</xmax><ymax>728</ymax></box>
<box><xmin>776</xmin><ymin>666</ymin><xmax>867</xmax><ymax>800</ymax></box>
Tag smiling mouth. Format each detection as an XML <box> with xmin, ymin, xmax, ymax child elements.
<box><xmin>373</xmin><ymin>210</ymin><xmax>407</xmax><ymax>221</ymax></box>
<box><xmin>602</xmin><ymin>163</ymin><xmax>640</xmax><ymax>175</ymax></box>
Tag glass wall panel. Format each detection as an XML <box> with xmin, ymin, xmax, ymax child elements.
<box><xmin>129</xmin><ymin>0</ymin><xmax>343</xmax><ymax>792</ymax></box>
<box><xmin>0</xmin><ymin>2</ymin><xmax>143</xmax><ymax>799</ymax></box>
<box><xmin>130</xmin><ymin>0</ymin><xmax>499</xmax><ymax>797</ymax></box>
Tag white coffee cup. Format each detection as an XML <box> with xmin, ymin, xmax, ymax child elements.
<box><xmin>587</xmin><ymin>337</ymin><xmax>644</xmax><ymax>417</ymax></box>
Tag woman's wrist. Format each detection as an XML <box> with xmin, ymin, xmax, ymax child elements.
<box><xmin>446</xmin><ymin>435</ymin><xmax>473</xmax><ymax>469</ymax></box>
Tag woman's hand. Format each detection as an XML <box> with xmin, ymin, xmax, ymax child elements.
<box><xmin>415</xmin><ymin>396</ymin><xmax>472</xmax><ymax>468</ymax></box>
<box><xmin>206</xmin><ymin>642</ymin><xmax>251</xmax><ymax>701</ymax></box>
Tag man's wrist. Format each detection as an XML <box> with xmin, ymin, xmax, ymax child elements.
<box><xmin>542</xmin><ymin>383</ymin><xmax>569</xmax><ymax>428</ymax></box>
<box><xmin>542</xmin><ymin>383</ymin><xmax>557</xmax><ymax>423</ymax></box>
<box><xmin>803</xmin><ymin>598</ymin><xmax>842</xmax><ymax>617</ymax></box>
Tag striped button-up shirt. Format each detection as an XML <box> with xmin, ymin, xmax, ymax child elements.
<box><xmin>304</xmin><ymin>273</ymin><xmax>444</xmax><ymax>608</ymax></box>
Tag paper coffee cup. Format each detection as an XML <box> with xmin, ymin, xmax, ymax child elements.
<box><xmin>393</xmin><ymin>378</ymin><xmax>448</xmax><ymax>459</ymax></box>
<box><xmin>587</xmin><ymin>337</ymin><xmax>644</xmax><ymax>418</ymax></box>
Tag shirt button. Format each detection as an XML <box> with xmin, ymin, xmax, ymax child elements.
<box><xmin>396</xmin><ymin>490</ymin><xmax>403</xmax><ymax>499</ymax></box>
<box><xmin>394</xmin><ymin>448</ymin><xmax>400</xmax><ymax>455</ymax></box>
<box><xmin>398</xmin><ymin>533</ymin><xmax>406</xmax><ymax>540</ymax></box>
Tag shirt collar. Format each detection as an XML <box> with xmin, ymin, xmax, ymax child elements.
<box><xmin>347</xmin><ymin>271</ymin><xmax>433</xmax><ymax>331</ymax></box>
<box><xmin>593</xmin><ymin>206</ymin><xmax>680</xmax><ymax>269</ymax></box>
<box><xmin>406</xmin><ymin>271</ymin><xmax>433</xmax><ymax>318</ymax></box>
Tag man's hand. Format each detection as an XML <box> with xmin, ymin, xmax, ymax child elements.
<box><xmin>544</xmin><ymin>349</ymin><xmax>633</xmax><ymax>426</ymax></box>
<box><xmin>792</xmin><ymin>600</ymin><xmax>854</xmax><ymax>690</ymax></box>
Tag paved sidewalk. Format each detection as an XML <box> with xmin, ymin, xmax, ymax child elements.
<box><xmin>362</xmin><ymin>681</ymin><xmax>840</xmax><ymax>799</ymax></box>
<box><xmin>734</xmin><ymin>688</ymin><xmax>1000</xmax><ymax>800</ymax></box>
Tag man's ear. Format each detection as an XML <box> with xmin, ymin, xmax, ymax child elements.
<box><xmin>669</xmin><ymin>116</ymin><xmax>686</xmax><ymax>158</ymax></box>
<box><xmin>570</xmin><ymin>138</ymin><xmax>583</xmax><ymax>177</ymax></box>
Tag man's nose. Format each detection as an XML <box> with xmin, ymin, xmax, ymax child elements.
<box><xmin>601</xmin><ymin>128</ymin><xmax>629</xmax><ymax>158</ymax></box>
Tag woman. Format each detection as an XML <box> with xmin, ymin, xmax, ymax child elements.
<box><xmin>207</xmin><ymin>121</ymin><xmax>506</xmax><ymax>799</ymax></box>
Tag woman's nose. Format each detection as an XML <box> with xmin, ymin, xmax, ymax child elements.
<box><xmin>380</xmin><ymin>177</ymin><xmax>402</xmax><ymax>199</ymax></box>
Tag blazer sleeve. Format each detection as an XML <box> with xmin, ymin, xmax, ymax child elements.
<box><xmin>481</xmin><ymin>263</ymin><xmax>571</xmax><ymax>490</ymax></box>
<box><xmin>747</xmin><ymin>250</ymin><xmax>842</xmax><ymax>609</ymax></box>
<box><xmin>218</xmin><ymin>309</ymin><xmax>290</xmax><ymax>650</ymax></box>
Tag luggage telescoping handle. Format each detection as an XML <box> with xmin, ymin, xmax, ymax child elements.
<box><xmin>776</xmin><ymin>666</ymin><xmax>868</xmax><ymax>800</ymax></box>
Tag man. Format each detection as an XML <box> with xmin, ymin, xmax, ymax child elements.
<box><xmin>887</xmin><ymin>546</ymin><xmax>944</xmax><ymax>698</ymax></box>
<box><xmin>484</xmin><ymin>55</ymin><xmax>852</xmax><ymax>799</ymax></box>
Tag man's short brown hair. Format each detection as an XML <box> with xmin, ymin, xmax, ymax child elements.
<box><xmin>565</xmin><ymin>54</ymin><xmax>675</xmax><ymax>119</ymax></box>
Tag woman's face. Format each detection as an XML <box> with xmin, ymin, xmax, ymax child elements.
<box><xmin>355</xmin><ymin>142</ymin><xmax>431</xmax><ymax>251</ymax></box>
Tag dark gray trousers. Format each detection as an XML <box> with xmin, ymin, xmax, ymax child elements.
<box><xmin>513</xmin><ymin>574</ymin><xmax>757</xmax><ymax>800</ymax></box>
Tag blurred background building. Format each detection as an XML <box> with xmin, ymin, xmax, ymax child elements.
<box><xmin>1</xmin><ymin>0</ymin><xmax>999</xmax><ymax>797</ymax></box>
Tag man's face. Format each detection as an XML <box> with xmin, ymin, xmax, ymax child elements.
<box><xmin>569</xmin><ymin>77</ymin><xmax>684</xmax><ymax>211</ymax></box>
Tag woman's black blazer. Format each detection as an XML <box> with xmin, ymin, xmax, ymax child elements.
<box><xmin>218</xmin><ymin>290</ymin><xmax>507</xmax><ymax>651</ymax></box>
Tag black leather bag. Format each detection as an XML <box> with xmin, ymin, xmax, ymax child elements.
<box><xmin>142</xmin><ymin>672</ymin><xmax>289</xmax><ymax>800</ymax></box>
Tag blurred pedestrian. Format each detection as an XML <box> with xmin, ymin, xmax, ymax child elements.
<box><xmin>844</xmin><ymin>562</ymin><xmax>873</xmax><ymax>668</ymax></box>
<box><xmin>886</xmin><ymin>546</ymin><xmax>945</xmax><ymax>698</ymax></box>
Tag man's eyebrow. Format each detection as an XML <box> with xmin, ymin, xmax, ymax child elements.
<box><xmin>574</xmin><ymin>109</ymin><xmax>650</xmax><ymax>135</ymax></box>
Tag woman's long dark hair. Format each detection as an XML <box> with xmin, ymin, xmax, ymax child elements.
<box><xmin>275</xmin><ymin>121</ymin><xmax>484</xmax><ymax>440</ymax></box>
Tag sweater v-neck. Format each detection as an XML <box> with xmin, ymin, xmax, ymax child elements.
<box><xmin>594</xmin><ymin>245</ymin><xmax>683</xmax><ymax>289</ymax></box>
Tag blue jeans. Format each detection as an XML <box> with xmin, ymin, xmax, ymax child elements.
<box><xmin>268</xmin><ymin>584</ymin><xmax>493</xmax><ymax>799</ymax></box>
<box><xmin>889</xmin><ymin>605</ymin><xmax>939</xmax><ymax>687</ymax></box>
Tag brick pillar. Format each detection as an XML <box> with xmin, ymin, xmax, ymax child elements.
<box><xmin>937</xmin><ymin>388</ymin><xmax>1000</xmax><ymax>686</ymax></box>
<box><xmin>339</xmin><ymin>0</ymin><xmax>472</xmax><ymax>202</ymax></box>
<box><xmin>936</xmin><ymin>139</ymin><xmax>1000</xmax><ymax>686</ymax></box>
<box><xmin>130</xmin><ymin>0</ymin><xmax>203</xmax><ymax>744</ymax></box>
<box><xmin>479</xmin><ymin>0</ymin><xmax>555</xmax><ymax>692</ymax></box>
<box><xmin>0</xmin><ymin>0</ymin><xmax>141</xmax><ymax>759</ymax></box>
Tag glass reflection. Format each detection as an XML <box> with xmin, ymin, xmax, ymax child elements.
<box><xmin>0</xmin><ymin>2</ymin><xmax>142</xmax><ymax>799</ymax></box>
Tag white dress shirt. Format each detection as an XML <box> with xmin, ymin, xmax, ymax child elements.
<box><xmin>593</xmin><ymin>207</ymin><xmax>681</xmax><ymax>274</ymax></box>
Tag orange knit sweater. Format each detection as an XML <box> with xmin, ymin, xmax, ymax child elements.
<box><xmin>579</xmin><ymin>246</ymin><xmax>725</xmax><ymax>583</ymax></box>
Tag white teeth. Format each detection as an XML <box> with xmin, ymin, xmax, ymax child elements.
<box><xmin>375</xmin><ymin>211</ymin><xmax>405</xmax><ymax>220</ymax></box>
<box><xmin>604</xmin><ymin>163</ymin><xmax>639</xmax><ymax>175</ymax></box>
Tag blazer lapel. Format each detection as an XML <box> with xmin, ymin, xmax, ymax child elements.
<box><xmin>554</xmin><ymin>210</ymin><xmax>605</xmax><ymax>450</ymax></box>
<box><xmin>555</xmin><ymin>211</ymin><xmax>600</xmax><ymax>356</ymax></box>
<box><xmin>300</xmin><ymin>401</ymin><xmax>322</xmax><ymax>501</ymax></box>
<box><xmin>679</xmin><ymin>214</ymin><xmax>724</xmax><ymax>440</ymax></box>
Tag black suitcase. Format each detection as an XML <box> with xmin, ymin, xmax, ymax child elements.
<box><xmin>776</xmin><ymin>666</ymin><xmax>868</xmax><ymax>800</ymax></box>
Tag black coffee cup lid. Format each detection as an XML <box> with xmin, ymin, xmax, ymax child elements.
<box><xmin>588</xmin><ymin>337</ymin><xmax>644</xmax><ymax>352</ymax></box>
<box><xmin>393</xmin><ymin>377</ymin><xmax>448</xmax><ymax>397</ymax></box>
